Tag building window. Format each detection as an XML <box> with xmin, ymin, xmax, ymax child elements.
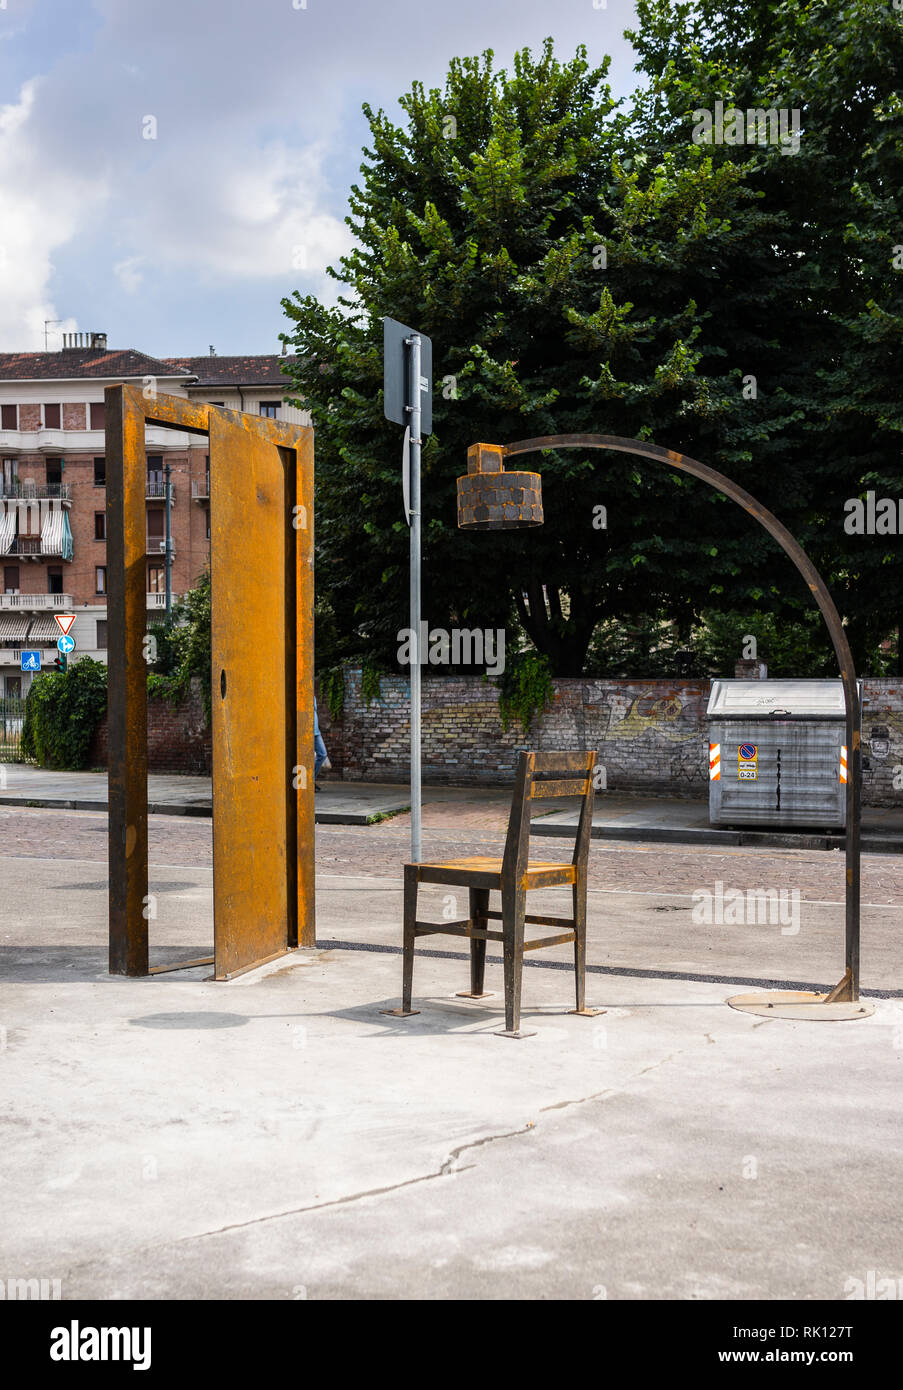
<box><xmin>94</xmin><ymin>511</ymin><xmax>106</xmax><ymax>540</ymax></box>
<box><xmin>46</xmin><ymin>458</ymin><xmax>62</xmax><ymax>487</ymax></box>
<box><xmin>4</xmin><ymin>565</ymin><xmax>19</xmax><ymax>593</ymax></box>
<box><xmin>44</xmin><ymin>404</ymin><xmax>61</xmax><ymax>429</ymax></box>
<box><xmin>96</xmin><ymin>620</ymin><xmax>108</xmax><ymax>649</ymax></box>
<box><xmin>148</xmin><ymin>565</ymin><xmax>164</xmax><ymax>594</ymax></box>
<box><xmin>1</xmin><ymin>404</ymin><xmax>17</xmax><ymax>430</ymax></box>
<box><xmin>147</xmin><ymin>508</ymin><xmax>164</xmax><ymax>548</ymax></box>
<box><xmin>48</xmin><ymin>567</ymin><xmax>64</xmax><ymax>595</ymax></box>
<box><xmin>2</xmin><ymin>458</ymin><xmax>17</xmax><ymax>493</ymax></box>
<box><xmin>206</xmin><ymin>511</ymin><xmax>210</xmax><ymax>540</ymax></box>
<box><xmin>259</xmin><ymin>402</ymin><xmax>280</xmax><ymax>419</ymax></box>
<box><xmin>95</xmin><ymin>566</ymin><xmax>106</xmax><ymax>595</ymax></box>
<box><xmin>6</xmin><ymin>676</ymin><xmax>21</xmax><ymax>698</ymax></box>
<box><xmin>94</xmin><ymin>457</ymin><xmax>106</xmax><ymax>487</ymax></box>
<box><xmin>90</xmin><ymin>402</ymin><xmax>105</xmax><ymax>429</ymax></box>
<box><xmin>146</xmin><ymin>454</ymin><xmax>164</xmax><ymax>497</ymax></box>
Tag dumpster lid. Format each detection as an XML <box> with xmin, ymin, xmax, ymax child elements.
<box><xmin>706</xmin><ymin>679</ymin><xmax>846</xmax><ymax>720</ymax></box>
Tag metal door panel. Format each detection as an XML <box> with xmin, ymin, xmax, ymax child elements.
<box><xmin>210</xmin><ymin>412</ymin><xmax>292</xmax><ymax>979</ymax></box>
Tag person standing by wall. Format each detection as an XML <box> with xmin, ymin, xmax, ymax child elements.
<box><xmin>314</xmin><ymin>696</ymin><xmax>329</xmax><ymax>790</ymax></box>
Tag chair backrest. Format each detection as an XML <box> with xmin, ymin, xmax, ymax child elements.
<box><xmin>502</xmin><ymin>749</ymin><xmax>597</xmax><ymax>885</ymax></box>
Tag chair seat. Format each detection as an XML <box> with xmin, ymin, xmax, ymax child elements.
<box><xmin>409</xmin><ymin>856</ymin><xmax>577</xmax><ymax>888</ymax></box>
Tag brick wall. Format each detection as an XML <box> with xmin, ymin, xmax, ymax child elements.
<box><xmin>90</xmin><ymin>680</ymin><xmax>211</xmax><ymax>774</ymax></box>
<box><xmin>318</xmin><ymin>670</ymin><xmax>903</xmax><ymax>805</ymax></box>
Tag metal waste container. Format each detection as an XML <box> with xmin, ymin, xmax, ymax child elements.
<box><xmin>707</xmin><ymin>680</ymin><xmax>850</xmax><ymax>829</ymax></box>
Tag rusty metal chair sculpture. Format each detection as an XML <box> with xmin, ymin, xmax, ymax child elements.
<box><xmin>386</xmin><ymin>750</ymin><xmax>600</xmax><ymax>1037</ymax></box>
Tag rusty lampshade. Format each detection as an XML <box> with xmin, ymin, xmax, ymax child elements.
<box><xmin>456</xmin><ymin>443</ymin><xmax>543</xmax><ymax>531</ymax></box>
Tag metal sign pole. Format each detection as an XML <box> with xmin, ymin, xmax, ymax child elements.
<box><xmin>383</xmin><ymin>315</ymin><xmax>431</xmax><ymax>864</ymax></box>
<box><xmin>406</xmin><ymin>335</ymin><xmax>422</xmax><ymax>863</ymax></box>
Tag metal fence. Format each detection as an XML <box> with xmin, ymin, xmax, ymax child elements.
<box><xmin>0</xmin><ymin>696</ymin><xmax>26</xmax><ymax>760</ymax></box>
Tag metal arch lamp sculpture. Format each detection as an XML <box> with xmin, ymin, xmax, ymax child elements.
<box><xmin>458</xmin><ymin>434</ymin><xmax>872</xmax><ymax>1021</ymax></box>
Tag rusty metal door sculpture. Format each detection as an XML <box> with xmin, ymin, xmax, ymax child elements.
<box><xmin>106</xmin><ymin>385</ymin><xmax>314</xmax><ymax>979</ymax></box>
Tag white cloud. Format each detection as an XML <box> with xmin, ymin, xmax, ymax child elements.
<box><xmin>0</xmin><ymin>78</ymin><xmax>105</xmax><ymax>347</ymax></box>
<box><xmin>0</xmin><ymin>0</ymin><xmax>637</xmax><ymax>350</ymax></box>
<box><xmin>113</xmin><ymin>256</ymin><xmax>144</xmax><ymax>293</ymax></box>
<box><xmin>117</xmin><ymin>139</ymin><xmax>354</xmax><ymax>284</ymax></box>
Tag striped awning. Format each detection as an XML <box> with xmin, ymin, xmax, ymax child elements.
<box><xmin>0</xmin><ymin>614</ymin><xmax>30</xmax><ymax>640</ymax></box>
<box><xmin>27</xmin><ymin>615</ymin><xmax>63</xmax><ymax>641</ymax></box>
<box><xmin>0</xmin><ymin>511</ymin><xmax>14</xmax><ymax>556</ymax></box>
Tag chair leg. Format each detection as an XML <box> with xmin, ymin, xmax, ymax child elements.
<box><xmin>456</xmin><ymin>887</ymin><xmax>492</xmax><ymax>999</ymax></box>
<box><xmin>575</xmin><ymin>878</ymin><xmax>586</xmax><ymax>1010</ymax></box>
<box><xmin>381</xmin><ymin>866</ymin><xmax>420</xmax><ymax>1018</ymax></box>
<box><xmin>568</xmin><ymin>870</ymin><xmax>604</xmax><ymax>1018</ymax></box>
<box><xmin>496</xmin><ymin>885</ymin><xmax>534</xmax><ymax>1038</ymax></box>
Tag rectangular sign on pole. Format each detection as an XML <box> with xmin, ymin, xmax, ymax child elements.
<box><xmin>383</xmin><ymin>316</ymin><xmax>432</xmax><ymax>435</ymax></box>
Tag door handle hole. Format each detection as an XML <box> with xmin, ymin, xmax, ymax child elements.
<box><xmin>220</xmin><ymin>669</ymin><xmax>227</xmax><ymax>699</ymax></box>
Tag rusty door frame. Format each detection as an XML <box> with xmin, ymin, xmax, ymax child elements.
<box><xmin>471</xmin><ymin>433</ymin><xmax>862</xmax><ymax>1003</ymax></box>
<box><xmin>105</xmin><ymin>384</ymin><xmax>315</xmax><ymax>977</ymax></box>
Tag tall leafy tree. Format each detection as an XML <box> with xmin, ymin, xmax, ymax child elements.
<box><xmin>283</xmin><ymin>14</ymin><xmax>901</xmax><ymax>675</ymax></box>
<box><xmin>626</xmin><ymin>0</ymin><xmax>903</xmax><ymax>669</ymax></box>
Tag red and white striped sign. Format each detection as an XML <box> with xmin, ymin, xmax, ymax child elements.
<box><xmin>709</xmin><ymin>742</ymin><xmax>721</xmax><ymax>780</ymax></box>
<box><xmin>839</xmin><ymin>745</ymin><xmax>848</xmax><ymax>784</ymax></box>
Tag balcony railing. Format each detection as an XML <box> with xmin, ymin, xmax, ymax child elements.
<box><xmin>0</xmin><ymin>482</ymin><xmax>71</xmax><ymax>501</ymax></box>
<box><xmin>146</xmin><ymin>481</ymin><xmax>175</xmax><ymax>500</ymax></box>
<box><xmin>191</xmin><ymin>478</ymin><xmax>210</xmax><ymax>500</ymax></box>
<box><xmin>147</xmin><ymin>592</ymin><xmax>173</xmax><ymax>607</ymax></box>
<box><xmin>8</xmin><ymin>539</ymin><xmax>71</xmax><ymax>559</ymax></box>
<box><xmin>0</xmin><ymin>594</ymin><xmax>73</xmax><ymax>610</ymax></box>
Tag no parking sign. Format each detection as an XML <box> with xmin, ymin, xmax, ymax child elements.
<box><xmin>737</xmin><ymin>743</ymin><xmax>758</xmax><ymax>780</ymax></box>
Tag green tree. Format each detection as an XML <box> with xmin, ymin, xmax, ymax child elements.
<box><xmin>22</xmin><ymin>658</ymin><xmax>108</xmax><ymax>769</ymax></box>
<box><xmin>626</xmin><ymin>0</ymin><xmax>903</xmax><ymax>670</ymax></box>
<box><xmin>283</xmin><ymin>41</ymin><xmax>802</xmax><ymax>674</ymax></box>
<box><xmin>282</xmin><ymin>16</ymin><xmax>902</xmax><ymax>676</ymax></box>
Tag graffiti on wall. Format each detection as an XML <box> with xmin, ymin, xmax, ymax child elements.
<box><xmin>604</xmin><ymin>693</ymin><xmax>700</xmax><ymax>744</ymax></box>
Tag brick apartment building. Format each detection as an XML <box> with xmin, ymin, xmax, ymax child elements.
<box><xmin>0</xmin><ymin>334</ymin><xmax>307</xmax><ymax>697</ymax></box>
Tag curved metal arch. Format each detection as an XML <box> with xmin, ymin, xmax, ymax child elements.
<box><xmin>497</xmin><ymin>432</ymin><xmax>861</xmax><ymax>1001</ymax></box>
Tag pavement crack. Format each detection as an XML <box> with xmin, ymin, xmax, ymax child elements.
<box><xmin>168</xmin><ymin>1123</ymin><xmax>538</xmax><ymax>1246</ymax></box>
<box><xmin>440</xmin><ymin>1123</ymin><xmax>535</xmax><ymax>1175</ymax></box>
<box><xmin>540</xmin><ymin>1051</ymin><xmax>682</xmax><ymax>1114</ymax></box>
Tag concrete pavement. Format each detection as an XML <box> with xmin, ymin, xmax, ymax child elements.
<box><xmin>2</xmin><ymin>844</ymin><xmax>902</xmax><ymax>1299</ymax></box>
<box><xmin>0</xmin><ymin>764</ymin><xmax>410</xmax><ymax>824</ymax></box>
<box><xmin>3</xmin><ymin>764</ymin><xmax>903</xmax><ymax>849</ymax></box>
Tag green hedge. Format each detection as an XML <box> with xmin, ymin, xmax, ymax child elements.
<box><xmin>21</xmin><ymin>658</ymin><xmax>108</xmax><ymax>769</ymax></box>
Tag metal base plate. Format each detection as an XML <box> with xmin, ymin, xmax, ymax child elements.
<box><xmin>494</xmin><ymin>1027</ymin><xmax>538</xmax><ymax>1039</ymax></box>
<box><xmin>727</xmin><ymin>990</ymin><xmax>875</xmax><ymax>1021</ymax></box>
<box><xmin>380</xmin><ymin>1008</ymin><xmax>420</xmax><ymax>1018</ymax></box>
<box><xmin>567</xmin><ymin>1007</ymin><xmax>606</xmax><ymax>1017</ymax></box>
<box><xmin>455</xmin><ymin>991</ymin><xmax>494</xmax><ymax>999</ymax></box>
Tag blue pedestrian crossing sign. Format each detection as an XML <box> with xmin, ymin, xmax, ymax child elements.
<box><xmin>21</xmin><ymin>650</ymin><xmax>41</xmax><ymax>671</ymax></box>
<box><xmin>57</xmin><ymin>634</ymin><xmax>76</xmax><ymax>655</ymax></box>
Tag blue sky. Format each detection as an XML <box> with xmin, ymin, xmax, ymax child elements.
<box><xmin>0</xmin><ymin>0</ymin><xmax>639</xmax><ymax>357</ymax></box>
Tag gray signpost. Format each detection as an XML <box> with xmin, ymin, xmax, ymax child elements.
<box><xmin>383</xmin><ymin>317</ymin><xmax>432</xmax><ymax>862</ymax></box>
